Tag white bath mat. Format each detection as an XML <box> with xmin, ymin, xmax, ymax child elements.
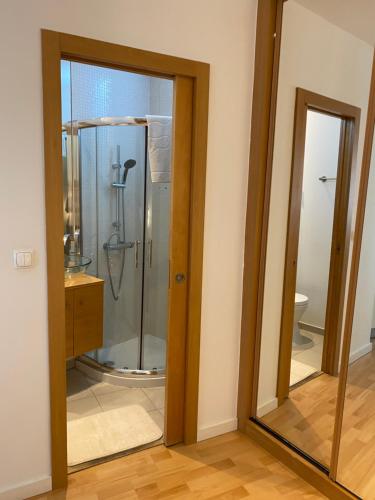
<box><xmin>67</xmin><ymin>404</ymin><xmax>163</xmax><ymax>466</ymax></box>
<box><xmin>290</xmin><ymin>359</ymin><xmax>317</xmax><ymax>386</ymax></box>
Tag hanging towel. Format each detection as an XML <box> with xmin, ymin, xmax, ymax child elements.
<box><xmin>146</xmin><ymin>115</ymin><xmax>172</xmax><ymax>182</ymax></box>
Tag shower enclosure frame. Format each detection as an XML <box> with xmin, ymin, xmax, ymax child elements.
<box><xmin>42</xmin><ymin>29</ymin><xmax>209</xmax><ymax>490</ymax></box>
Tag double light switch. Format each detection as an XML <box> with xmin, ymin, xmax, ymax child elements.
<box><xmin>13</xmin><ymin>249</ymin><xmax>33</xmax><ymax>268</ymax></box>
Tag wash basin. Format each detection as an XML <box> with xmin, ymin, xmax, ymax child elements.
<box><xmin>64</xmin><ymin>254</ymin><xmax>92</xmax><ymax>277</ymax></box>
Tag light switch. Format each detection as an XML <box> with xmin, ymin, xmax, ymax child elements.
<box><xmin>16</xmin><ymin>252</ymin><xmax>25</xmax><ymax>267</ymax></box>
<box><xmin>13</xmin><ymin>249</ymin><xmax>33</xmax><ymax>269</ymax></box>
<box><xmin>24</xmin><ymin>252</ymin><xmax>32</xmax><ymax>267</ymax></box>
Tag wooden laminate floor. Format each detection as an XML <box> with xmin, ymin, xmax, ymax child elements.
<box><xmin>33</xmin><ymin>432</ymin><xmax>324</xmax><ymax>499</ymax></box>
<box><xmin>260</xmin><ymin>347</ymin><xmax>375</xmax><ymax>499</ymax></box>
<box><xmin>336</xmin><ymin>347</ymin><xmax>375</xmax><ymax>498</ymax></box>
<box><xmin>261</xmin><ymin>373</ymin><xmax>338</xmax><ymax>468</ymax></box>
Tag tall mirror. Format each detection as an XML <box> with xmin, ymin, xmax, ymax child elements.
<box><xmin>336</xmin><ymin>134</ymin><xmax>375</xmax><ymax>495</ymax></box>
<box><xmin>255</xmin><ymin>0</ymin><xmax>374</xmax><ymax>469</ymax></box>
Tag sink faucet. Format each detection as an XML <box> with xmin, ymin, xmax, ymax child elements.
<box><xmin>64</xmin><ymin>234</ymin><xmax>74</xmax><ymax>254</ymax></box>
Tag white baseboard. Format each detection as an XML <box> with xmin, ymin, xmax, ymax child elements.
<box><xmin>256</xmin><ymin>397</ymin><xmax>278</xmax><ymax>418</ymax></box>
<box><xmin>0</xmin><ymin>477</ymin><xmax>51</xmax><ymax>500</ymax></box>
<box><xmin>349</xmin><ymin>342</ymin><xmax>373</xmax><ymax>365</ymax></box>
<box><xmin>197</xmin><ymin>418</ymin><xmax>238</xmax><ymax>442</ymax></box>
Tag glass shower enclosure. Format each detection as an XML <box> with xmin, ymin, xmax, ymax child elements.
<box><xmin>62</xmin><ymin>61</ymin><xmax>173</xmax><ymax>376</ymax></box>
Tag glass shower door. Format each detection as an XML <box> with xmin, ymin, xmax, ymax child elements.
<box><xmin>81</xmin><ymin>125</ymin><xmax>146</xmax><ymax>370</ymax></box>
<box><xmin>141</xmin><ymin>159</ymin><xmax>171</xmax><ymax>371</ymax></box>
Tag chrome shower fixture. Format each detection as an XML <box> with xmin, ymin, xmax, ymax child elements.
<box><xmin>104</xmin><ymin>147</ymin><xmax>137</xmax><ymax>301</ymax></box>
<box><xmin>123</xmin><ymin>159</ymin><xmax>137</xmax><ymax>185</ymax></box>
<box><xmin>112</xmin><ymin>158</ymin><xmax>136</xmax><ymax>188</ymax></box>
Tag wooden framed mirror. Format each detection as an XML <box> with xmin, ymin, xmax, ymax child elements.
<box><xmin>238</xmin><ymin>0</ymin><xmax>375</xmax><ymax>497</ymax></box>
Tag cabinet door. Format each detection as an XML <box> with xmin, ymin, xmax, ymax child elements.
<box><xmin>65</xmin><ymin>288</ymin><xmax>74</xmax><ymax>358</ymax></box>
<box><xmin>74</xmin><ymin>284</ymin><xmax>103</xmax><ymax>355</ymax></box>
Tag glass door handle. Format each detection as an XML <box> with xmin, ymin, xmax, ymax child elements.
<box><xmin>148</xmin><ymin>239</ymin><xmax>153</xmax><ymax>268</ymax></box>
<box><xmin>134</xmin><ymin>240</ymin><xmax>141</xmax><ymax>268</ymax></box>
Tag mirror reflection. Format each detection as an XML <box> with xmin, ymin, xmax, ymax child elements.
<box><xmin>337</xmin><ymin>131</ymin><xmax>375</xmax><ymax>497</ymax></box>
<box><xmin>255</xmin><ymin>0</ymin><xmax>374</xmax><ymax>469</ymax></box>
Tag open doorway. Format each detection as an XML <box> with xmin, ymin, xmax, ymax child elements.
<box><xmin>276</xmin><ymin>89</ymin><xmax>360</xmax><ymax>402</ymax></box>
<box><xmin>62</xmin><ymin>61</ymin><xmax>174</xmax><ymax>469</ymax></box>
<box><xmin>42</xmin><ymin>30</ymin><xmax>209</xmax><ymax>489</ymax></box>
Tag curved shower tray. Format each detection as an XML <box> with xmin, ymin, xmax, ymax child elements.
<box><xmin>76</xmin><ymin>356</ymin><xmax>165</xmax><ymax>388</ymax></box>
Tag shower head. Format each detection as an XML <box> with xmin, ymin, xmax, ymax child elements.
<box><xmin>122</xmin><ymin>159</ymin><xmax>137</xmax><ymax>184</ymax></box>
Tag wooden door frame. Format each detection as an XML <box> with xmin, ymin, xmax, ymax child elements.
<box><xmin>237</xmin><ymin>0</ymin><xmax>286</xmax><ymax>429</ymax></box>
<box><xmin>41</xmin><ymin>30</ymin><xmax>209</xmax><ymax>490</ymax></box>
<box><xmin>277</xmin><ymin>88</ymin><xmax>360</xmax><ymax>403</ymax></box>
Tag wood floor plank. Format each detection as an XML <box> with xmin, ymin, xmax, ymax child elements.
<box><xmin>336</xmin><ymin>347</ymin><xmax>375</xmax><ymax>498</ymax></box>
<box><xmin>32</xmin><ymin>432</ymin><xmax>325</xmax><ymax>499</ymax></box>
<box><xmin>260</xmin><ymin>373</ymin><xmax>338</xmax><ymax>467</ymax></box>
<box><xmin>259</xmin><ymin>347</ymin><xmax>375</xmax><ymax>498</ymax></box>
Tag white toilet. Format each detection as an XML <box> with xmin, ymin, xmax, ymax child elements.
<box><xmin>293</xmin><ymin>293</ymin><xmax>313</xmax><ymax>348</ymax></box>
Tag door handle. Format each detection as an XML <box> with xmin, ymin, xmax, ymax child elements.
<box><xmin>175</xmin><ymin>273</ymin><xmax>186</xmax><ymax>284</ymax></box>
<box><xmin>134</xmin><ymin>240</ymin><xmax>140</xmax><ymax>268</ymax></box>
<box><xmin>148</xmin><ymin>239</ymin><xmax>153</xmax><ymax>268</ymax></box>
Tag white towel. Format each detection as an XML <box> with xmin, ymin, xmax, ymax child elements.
<box><xmin>146</xmin><ymin>115</ymin><xmax>172</xmax><ymax>182</ymax></box>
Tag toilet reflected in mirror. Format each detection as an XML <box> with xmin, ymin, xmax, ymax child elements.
<box><xmin>293</xmin><ymin>293</ymin><xmax>309</xmax><ymax>349</ymax></box>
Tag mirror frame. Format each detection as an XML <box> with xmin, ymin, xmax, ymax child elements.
<box><xmin>237</xmin><ymin>0</ymin><xmax>375</xmax><ymax>496</ymax></box>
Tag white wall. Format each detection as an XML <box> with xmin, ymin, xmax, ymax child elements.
<box><xmin>257</xmin><ymin>0</ymin><xmax>373</xmax><ymax>414</ymax></box>
<box><xmin>296</xmin><ymin>111</ymin><xmax>341</xmax><ymax>329</ymax></box>
<box><xmin>0</xmin><ymin>0</ymin><xmax>256</xmax><ymax>495</ymax></box>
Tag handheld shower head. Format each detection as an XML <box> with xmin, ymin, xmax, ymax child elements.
<box><xmin>122</xmin><ymin>159</ymin><xmax>137</xmax><ymax>185</ymax></box>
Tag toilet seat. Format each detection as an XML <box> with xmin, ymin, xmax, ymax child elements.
<box><xmin>295</xmin><ymin>293</ymin><xmax>308</xmax><ymax>307</ymax></box>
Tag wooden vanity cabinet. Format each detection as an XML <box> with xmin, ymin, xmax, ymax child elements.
<box><xmin>64</xmin><ymin>274</ymin><xmax>104</xmax><ymax>359</ymax></box>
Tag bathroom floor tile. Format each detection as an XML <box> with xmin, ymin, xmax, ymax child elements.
<box><xmin>67</xmin><ymin>395</ymin><xmax>102</xmax><ymax>421</ymax></box>
<box><xmin>96</xmin><ymin>388</ymin><xmax>155</xmax><ymax>412</ymax></box>
<box><xmin>66</xmin><ymin>368</ymin><xmax>166</xmax><ymax>466</ymax></box>
<box><xmin>293</xmin><ymin>348</ymin><xmax>322</xmax><ymax>370</ymax></box>
<box><xmin>290</xmin><ymin>368</ymin><xmax>304</xmax><ymax>386</ymax></box>
<box><xmin>67</xmin><ymin>368</ymin><xmax>96</xmax><ymax>401</ymax></box>
<box><xmin>291</xmin><ymin>331</ymin><xmax>323</xmax><ymax>386</ymax></box>
<box><xmin>143</xmin><ymin>387</ymin><xmax>165</xmax><ymax>410</ymax></box>
<box><xmin>290</xmin><ymin>359</ymin><xmax>317</xmax><ymax>386</ymax></box>
<box><xmin>90</xmin><ymin>381</ymin><xmax>129</xmax><ymax>397</ymax></box>
<box><xmin>148</xmin><ymin>409</ymin><xmax>164</xmax><ymax>433</ymax></box>
<box><xmin>312</xmin><ymin>333</ymin><xmax>324</xmax><ymax>344</ymax></box>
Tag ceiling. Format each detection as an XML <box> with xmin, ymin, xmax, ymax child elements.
<box><xmin>295</xmin><ymin>0</ymin><xmax>375</xmax><ymax>47</ymax></box>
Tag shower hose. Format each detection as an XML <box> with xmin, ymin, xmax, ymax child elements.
<box><xmin>104</xmin><ymin>185</ymin><xmax>127</xmax><ymax>301</ymax></box>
